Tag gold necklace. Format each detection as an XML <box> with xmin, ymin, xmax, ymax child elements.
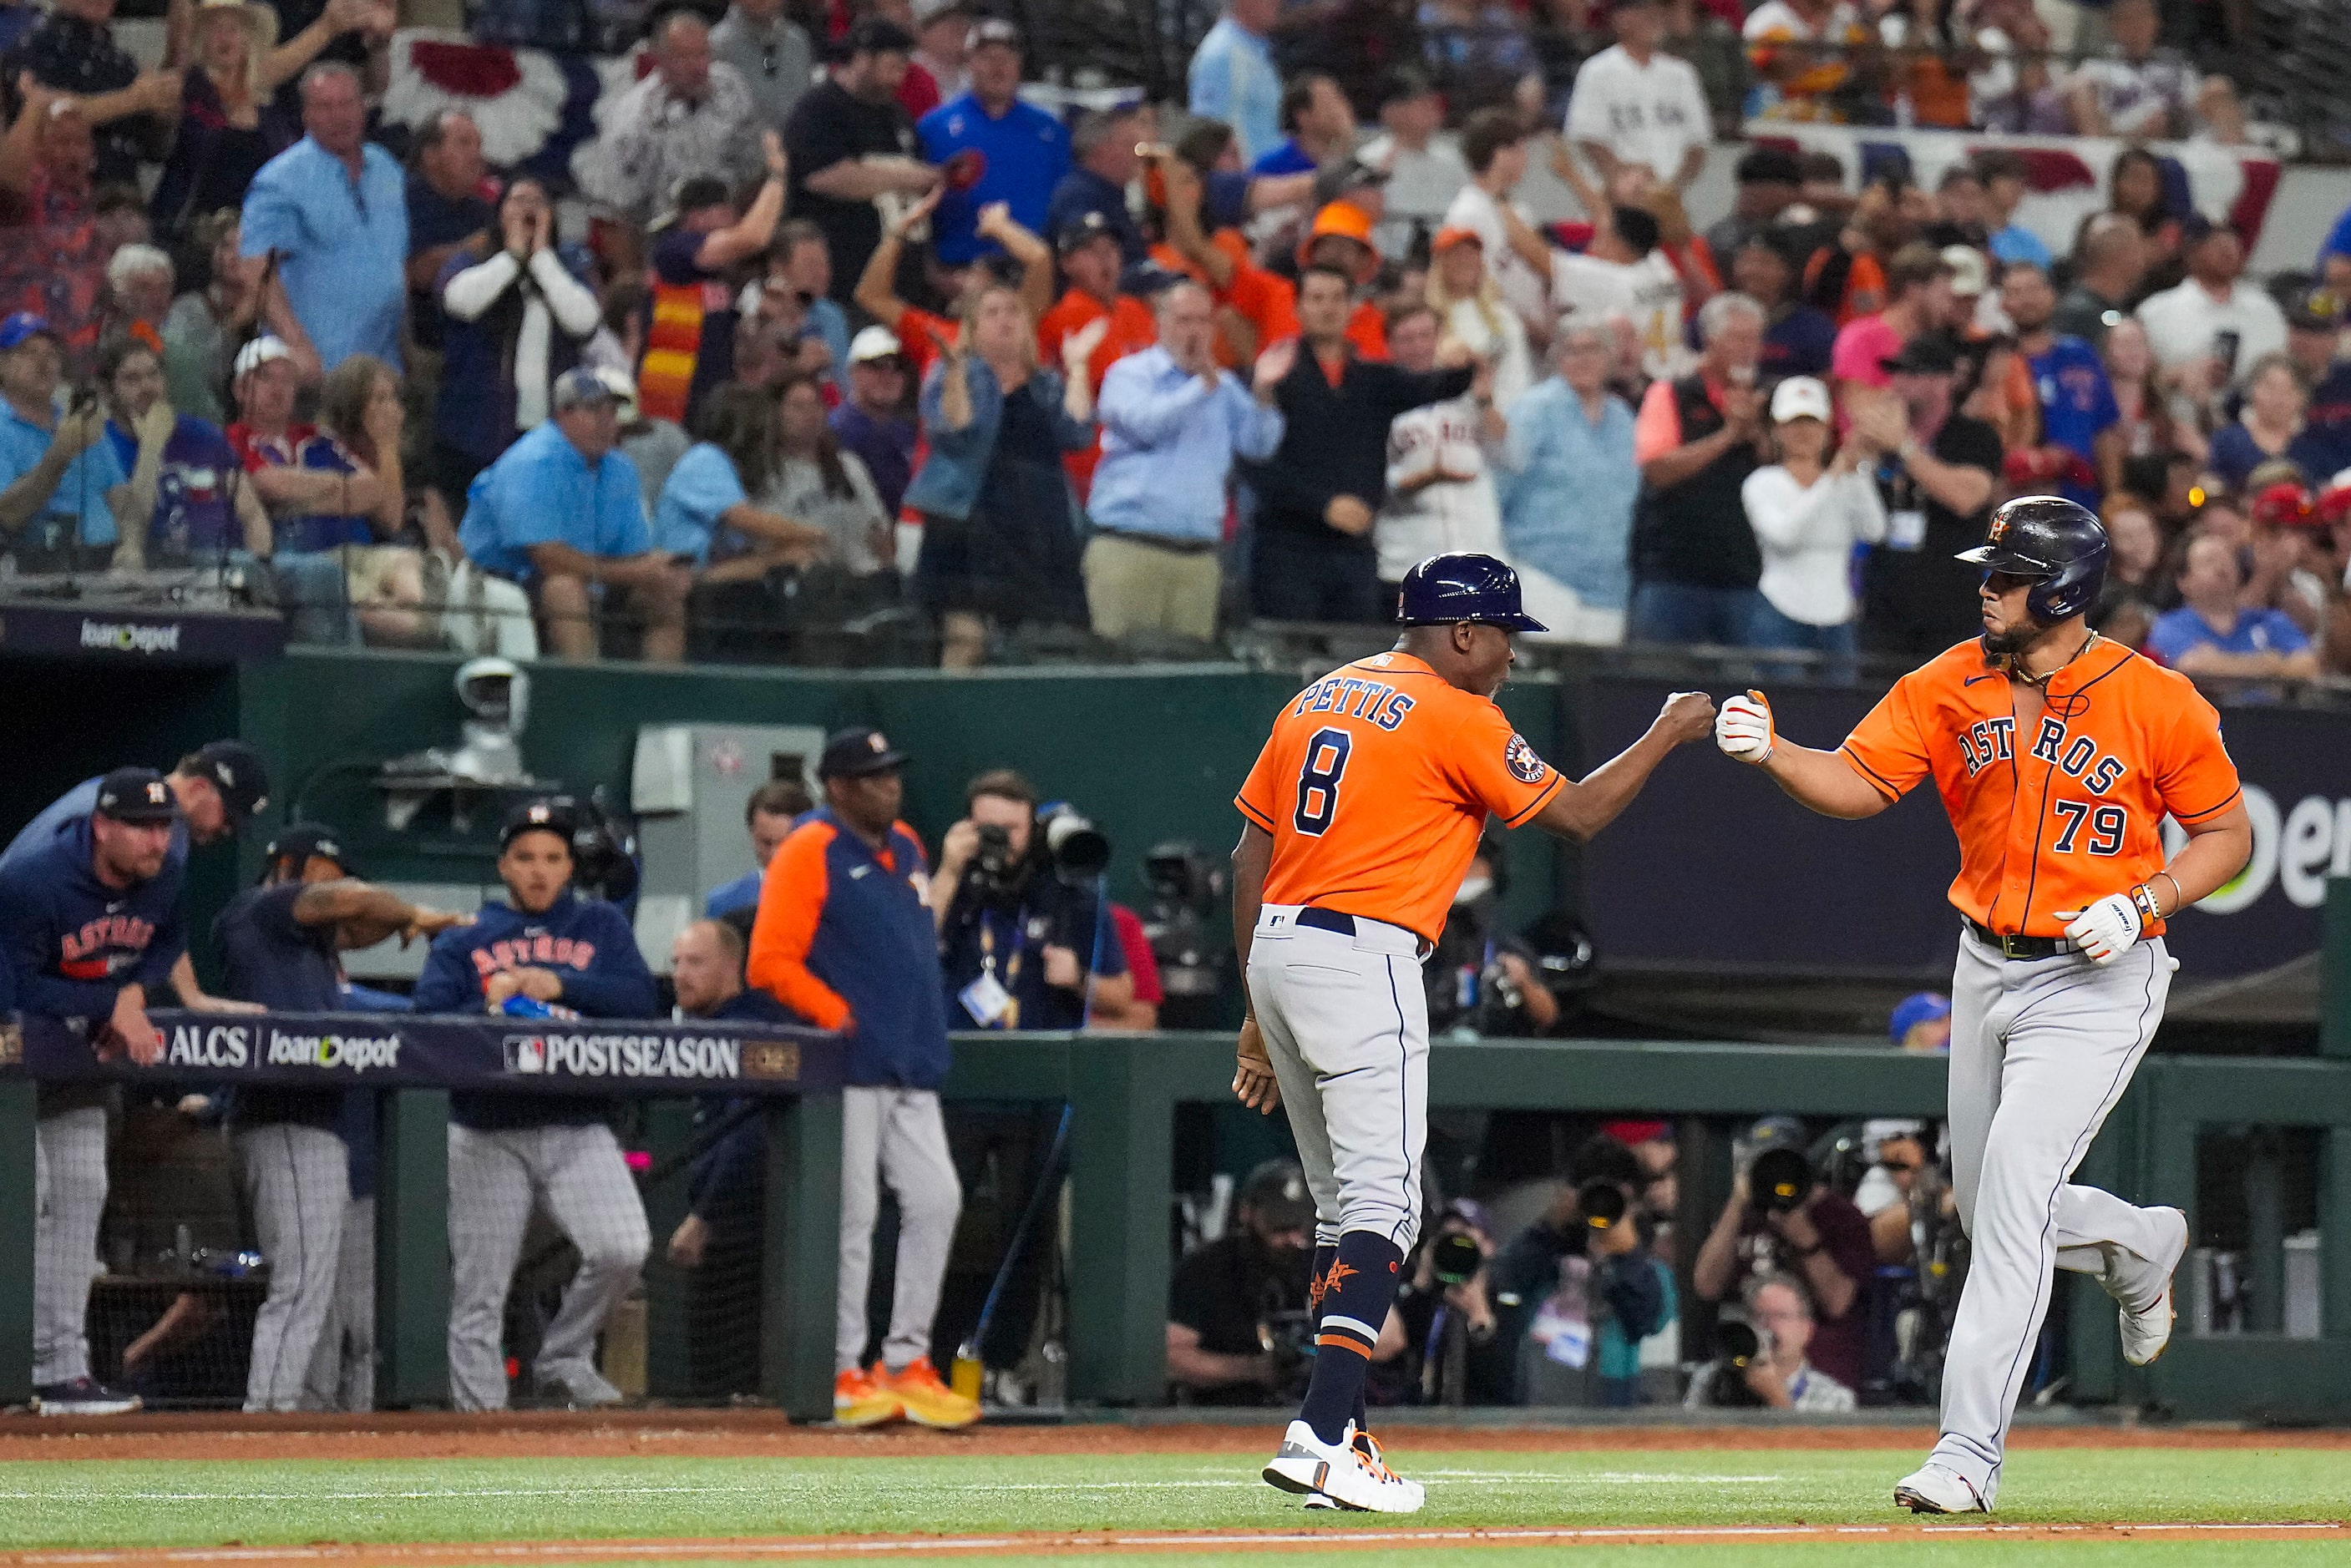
<box><xmin>2011</xmin><ymin>629</ymin><xmax>2100</xmax><ymax>689</ymax></box>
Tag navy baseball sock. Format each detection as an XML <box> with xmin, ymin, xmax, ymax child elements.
<box><xmin>1297</xmin><ymin>1231</ymin><xmax>1404</xmax><ymax>1446</ymax></box>
<box><xmin>1305</xmin><ymin>1241</ymin><xmax>1366</xmax><ymax>1435</ymax></box>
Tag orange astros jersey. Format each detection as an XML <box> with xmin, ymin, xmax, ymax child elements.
<box><xmin>1839</xmin><ymin>637</ymin><xmax>2242</xmax><ymax>939</ymax></box>
<box><xmin>1236</xmin><ymin>651</ymin><xmax>1563</xmax><ymax>944</ymax></box>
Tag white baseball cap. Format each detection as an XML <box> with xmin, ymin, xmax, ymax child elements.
<box><xmin>1941</xmin><ymin>243</ymin><xmax>1990</xmax><ymax>299</ymax></box>
<box><xmin>231</xmin><ymin>335</ymin><xmax>292</xmax><ymax>379</ymax></box>
<box><xmin>849</xmin><ymin>325</ymin><xmax>904</xmax><ymax>364</ymax></box>
<box><xmin>1770</xmin><ymin>375</ymin><xmax>1832</xmax><ymax>424</ymax></box>
<box><xmin>591</xmin><ymin>365</ymin><xmax>640</xmax><ymax>419</ymax></box>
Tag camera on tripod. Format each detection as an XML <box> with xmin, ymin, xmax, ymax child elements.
<box><xmin>1141</xmin><ymin>842</ymin><xmax>1229</xmax><ymax>1027</ymax></box>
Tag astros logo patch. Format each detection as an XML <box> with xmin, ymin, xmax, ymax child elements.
<box><xmin>1503</xmin><ymin>734</ymin><xmax>1547</xmax><ymax>785</ymax></box>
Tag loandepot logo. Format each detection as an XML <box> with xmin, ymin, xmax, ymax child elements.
<box><xmin>502</xmin><ymin>1031</ymin><xmax>743</xmax><ymax>1080</ymax></box>
<box><xmin>2165</xmin><ymin>786</ymin><xmax>2351</xmax><ymax>914</ymax></box>
<box><xmin>265</xmin><ymin>1027</ymin><xmax>402</xmax><ymax>1073</ymax></box>
<box><xmin>79</xmin><ymin>619</ymin><xmax>180</xmax><ymax>655</ymax></box>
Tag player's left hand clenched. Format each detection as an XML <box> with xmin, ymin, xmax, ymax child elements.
<box><xmin>2055</xmin><ymin>893</ymin><xmax>2143</xmax><ymax>966</ymax></box>
<box><xmin>1234</xmin><ymin>1017</ymin><xmax>1280</xmax><ymax>1114</ymax></box>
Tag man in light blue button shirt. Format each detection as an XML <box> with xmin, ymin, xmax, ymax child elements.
<box><xmin>1084</xmin><ymin>281</ymin><xmax>1288</xmax><ymax>644</ymax></box>
<box><xmin>1188</xmin><ymin>0</ymin><xmax>1284</xmax><ymax>166</ymax></box>
<box><xmin>459</xmin><ymin>368</ymin><xmax>694</xmax><ymax>662</ymax></box>
<box><xmin>238</xmin><ymin>64</ymin><xmax>408</xmax><ymax>373</ymax></box>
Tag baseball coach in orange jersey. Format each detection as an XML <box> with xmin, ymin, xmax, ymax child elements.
<box><xmin>1229</xmin><ymin>552</ymin><xmax>1715</xmax><ymax>1510</ymax></box>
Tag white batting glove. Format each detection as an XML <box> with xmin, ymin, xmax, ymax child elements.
<box><xmin>2055</xmin><ymin>894</ymin><xmax>2143</xmax><ymax>966</ymax></box>
<box><xmin>1715</xmin><ymin>689</ymin><xmax>1776</xmax><ymax>765</ymax></box>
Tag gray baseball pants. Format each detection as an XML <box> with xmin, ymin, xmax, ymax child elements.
<box><xmin>1248</xmin><ymin>906</ymin><xmax>1430</xmax><ymax>1254</ymax></box>
<box><xmin>446</xmin><ymin>1122</ymin><xmax>649</xmax><ymax>1411</ymax></box>
<box><xmin>838</xmin><ymin>1086</ymin><xmax>961</xmax><ymax>1373</ymax></box>
<box><xmin>33</xmin><ymin>1106</ymin><xmax>107</xmax><ymax>1387</ymax></box>
<box><xmin>1930</xmin><ymin>928</ymin><xmax>2180</xmax><ymax>1506</ymax></box>
<box><xmin>236</xmin><ymin>1123</ymin><xmax>350</xmax><ymax>1412</ymax></box>
<box><xmin>303</xmin><ymin>1194</ymin><xmax>375</xmax><ymax>1411</ymax></box>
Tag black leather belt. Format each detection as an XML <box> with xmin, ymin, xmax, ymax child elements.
<box><xmin>1102</xmin><ymin>530</ymin><xmax>1219</xmax><ymax>556</ymax></box>
<box><xmin>1297</xmin><ymin>907</ymin><xmax>1358</xmax><ymax>936</ymax></box>
<box><xmin>1965</xmin><ymin>918</ymin><xmax>2078</xmax><ymax>960</ymax></box>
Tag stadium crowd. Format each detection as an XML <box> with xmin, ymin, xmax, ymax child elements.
<box><xmin>0</xmin><ymin>0</ymin><xmax>2343</xmax><ymax>673</ymax></box>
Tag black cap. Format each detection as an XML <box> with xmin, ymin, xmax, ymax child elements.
<box><xmin>1374</xmin><ymin>64</ymin><xmax>1436</xmax><ymax>109</ymax></box>
<box><xmin>190</xmin><ymin>740</ymin><xmax>270</xmax><ymax>824</ymax></box>
<box><xmin>94</xmin><ymin>766</ymin><xmax>178</xmax><ymax>824</ymax></box>
<box><xmin>1881</xmin><ymin>334</ymin><xmax>1960</xmax><ymax>375</ymax></box>
<box><xmin>846</xmin><ymin>15</ymin><xmax>914</xmax><ymax>54</ymax></box>
<box><xmin>2288</xmin><ymin>287</ymin><xmax>2344</xmax><ymax>333</ymax></box>
<box><xmin>262</xmin><ymin>821</ymin><xmax>357</xmax><ymax>880</ymax></box>
<box><xmin>500</xmin><ymin>797</ymin><xmax>578</xmax><ymax>851</ymax></box>
<box><xmin>818</xmin><ymin>726</ymin><xmax>909</xmax><ymax>780</ymax></box>
<box><xmin>1734</xmin><ymin>145</ymin><xmax>1803</xmax><ymax>186</ymax></box>
<box><xmin>2180</xmin><ymin>212</ymin><xmax>2243</xmax><ymax>250</ymax></box>
<box><xmin>1310</xmin><ymin>154</ymin><xmax>1390</xmax><ymax>210</ymax></box>
<box><xmin>1239</xmin><ymin>1159</ymin><xmax>1315</xmax><ymax>1231</ymax></box>
<box><xmin>1056</xmin><ymin>210</ymin><xmax>1119</xmax><ymax>255</ymax></box>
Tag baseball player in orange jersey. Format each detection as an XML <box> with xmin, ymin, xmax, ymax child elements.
<box><xmin>1714</xmin><ymin>496</ymin><xmax>2252</xmax><ymax>1514</ymax></box>
<box><xmin>1229</xmin><ymin>552</ymin><xmax>1715</xmax><ymax>1512</ymax></box>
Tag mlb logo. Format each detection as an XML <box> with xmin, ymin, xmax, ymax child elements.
<box><xmin>504</xmin><ymin>1035</ymin><xmax>547</xmax><ymax>1074</ymax></box>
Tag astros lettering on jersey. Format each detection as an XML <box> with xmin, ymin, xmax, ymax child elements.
<box><xmin>1837</xmin><ymin>636</ymin><xmax>2242</xmax><ymax>938</ymax></box>
<box><xmin>1236</xmin><ymin>650</ymin><xmax>1561</xmax><ymax>943</ymax></box>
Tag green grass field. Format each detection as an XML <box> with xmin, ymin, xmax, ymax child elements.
<box><xmin>2</xmin><ymin>1442</ymin><xmax>2348</xmax><ymax>1563</ymax></box>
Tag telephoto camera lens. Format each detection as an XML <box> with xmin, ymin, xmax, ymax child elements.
<box><xmin>1750</xmin><ymin>1146</ymin><xmax>1815</xmax><ymax>1216</ymax></box>
<box><xmin>1706</xmin><ymin>1320</ymin><xmax>1771</xmax><ymax>1408</ymax></box>
<box><xmin>1576</xmin><ymin>1180</ymin><xmax>1629</xmax><ymax>1234</ymax></box>
<box><xmin>1432</xmin><ymin>1230</ymin><xmax>1483</xmax><ymax>1286</ymax></box>
<box><xmin>1042</xmin><ymin>807</ymin><xmax>1111</xmax><ymax>880</ymax></box>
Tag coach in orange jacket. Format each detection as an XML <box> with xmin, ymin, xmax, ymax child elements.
<box><xmin>746</xmin><ymin>726</ymin><xmax>976</xmax><ymax>1431</ymax></box>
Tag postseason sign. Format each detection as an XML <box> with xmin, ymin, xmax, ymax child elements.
<box><xmin>5</xmin><ymin>1009</ymin><xmax>841</xmax><ymax>1098</ymax></box>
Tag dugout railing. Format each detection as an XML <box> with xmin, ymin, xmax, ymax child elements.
<box><xmin>3</xmin><ymin>873</ymin><xmax>2347</xmax><ymax>1422</ymax></box>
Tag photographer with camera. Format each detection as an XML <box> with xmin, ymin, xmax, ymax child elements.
<box><xmin>932</xmin><ymin>770</ymin><xmax>1132</xmax><ymax>1031</ymax></box>
<box><xmin>1492</xmin><ymin>1136</ymin><xmax>1672</xmax><ymax>1407</ymax></box>
<box><xmin>1691</xmin><ymin>1115</ymin><xmax>1877</xmax><ymax>1393</ymax></box>
<box><xmin>1427</xmin><ymin>837</ymin><xmax>1558</xmax><ymax>1039</ymax></box>
<box><xmin>1389</xmin><ymin>1198</ymin><xmax>1517</xmax><ymax>1406</ymax></box>
<box><xmin>1684</xmin><ymin>1273</ymin><xmax>1857</xmax><ymax>1413</ymax></box>
<box><xmin>1166</xmin><ymin>1160</ymin><xmax>1315</xmax><ymax>1404</ymax></box>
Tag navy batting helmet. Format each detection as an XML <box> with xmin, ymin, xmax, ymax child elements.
<box><xmin>1396</xmin><ymin>552</ymin><xmax>1548</xmax><ymax>632</ymax></box>
<box><xmin>1954</xmin><ymin>495</ymin><xmax>2108</xmax><ymax>623</ymax></box>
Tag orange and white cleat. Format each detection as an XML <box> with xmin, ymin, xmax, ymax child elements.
<box><xmin>1264</xmin><ymin>1420</ymin><xmax>1423</xmax><ymax>1513</ymax></box>
<box><xmin>877</xmin><ymin>1355</ymin><xmax>982</xmax><ymax>1429</ymax></box>
<box><xmin>1304</xmin><ymin>1426</ymin><xmax>1396</xmax><ymax>1510</ymax></box>
<box><xmin>833</xmin><ymin>1365</ymin><xmax>903</xmax><ymax>1428</ymax></box>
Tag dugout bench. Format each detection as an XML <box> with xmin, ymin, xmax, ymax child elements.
<box><xmin>0</xmin><ymin>1011</ymin><xmax>848</xmax><ymax>1419</ymax></box>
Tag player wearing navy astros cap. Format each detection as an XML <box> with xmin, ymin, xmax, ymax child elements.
<box><xmin>1232</xmin><ymin>553</ymin><xmax>1713</xmax><ymax>1510</ymax></box>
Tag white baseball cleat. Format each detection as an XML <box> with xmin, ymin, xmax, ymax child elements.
<box><xmin>1264</xmin><ymin>1420</ymin><xmax>1425</xmax><ymax>1513</ymax></box>
<box><xmin>2120</xmin><ymin>1206</ymin><xmax>2190</xmax><ymax>1368</ymax></box>
<box><xmin>1894</xmin><ymin>1463</ymin><xmax>1988</xmax><ymax>1515</ymax></box>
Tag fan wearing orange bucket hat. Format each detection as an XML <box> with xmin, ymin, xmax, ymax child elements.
<box><xmin>1297</xmin><ymin>202</ymin><xmax>1391</xmax><ymax>359</ymax></box>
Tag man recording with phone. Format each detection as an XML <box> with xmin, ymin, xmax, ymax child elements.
<box><xmin>1691</xmin><ymin>1115</ymin><xmax>1877</xmax><ymax>1393</ymax></box>
<box><xmin>932</xmin><ymin>769</ymin><xmax>1132</xmax><ymax>1030</ymax></box>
